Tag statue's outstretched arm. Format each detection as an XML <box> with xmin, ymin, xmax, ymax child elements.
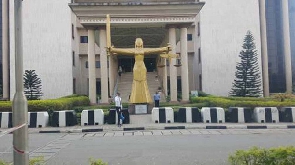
<box><xmin>143</xmin><ymin>47</ymin><xmax>170</xmax><ymax>55</ymax></box>
<box><xmin>110</xmin><ymin>47</ymin><xmax>134</xmax><ymax>55</ymax></box>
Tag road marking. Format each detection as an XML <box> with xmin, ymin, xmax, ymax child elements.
<box><xmin>124</xmin><ymin>132</ymin><xmax>134</xmax><ymax>136</ymax></box>
<box><xmin>180</xmin><ymin>130</ymin><xmax>191</xmax><ymax>135</ymax></box>
<box><xmin>94</xmin><ymin>133</ymin><xmax>105</xmax><ymax>137</ymax></box>
<box><xmin>152</xmin><ymin>131</ymin><xmax>162</xmax><ymax>136</ymax></box>
<box><xmin>134</xmin><ymin>131</ymin><xmax>144</xmax><ymax>136</ymax></box>
<box><xmin>190</xmin><ymin>130</ymin><xmax>202</xmax><ymax>135</ymax></box>
<box><xmin>30</xmin><ymin>134</ymin><xmax>83</xmax><ymax>162</ymax></box>
<box><xmin>142</xmin><ymin>131</ymin><xmax>153</xmax><ymax>136</ymax></box>
<box><xmin>114</xmin><ymin>132</ymin><xmax>124</xmax><ymax>137</ymax></box>
<box><xmin>104</xmin><ymin>132</ymin><xmax>114</xmax><ymax>137</ymax></box>
<box><xmin>162</xmin><ymin>130</ymin><xmax>172</xmax><ymax>135</ymax></box>
<box><xmin>199</xmin><ymin>130</ymin><xmax>211</xmax><ymax>135</ymax></box>
<box><xmin>170</xmin><ymin>130</ymin><xmax>181</xmax><ymax>135</ymax></box>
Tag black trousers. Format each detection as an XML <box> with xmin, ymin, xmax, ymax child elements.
<box><xmin>116</xmin><ymin>106</ymin><xmax>122</xmax><ymax>125</ymax></box>
<box><xmin>154</xmin><ymin>100</ymin><xmax>160</xmax><ymax>107</ymax></box>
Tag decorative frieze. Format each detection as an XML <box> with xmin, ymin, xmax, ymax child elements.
<box><xmin>80</xmin><ymin>17</ymin><xmax>196</xmax><ymax>25</ymax></box>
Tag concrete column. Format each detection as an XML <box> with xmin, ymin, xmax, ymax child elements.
<box><xmin>88</xmin><ymin>29</ymin><xmax>96</xmax><ymax>104</ymax></box>
<box><xmin>108</xmin><ymin>56</ymin><xmax>114</xmax><ymax>96</ymax></box>
<box><xmin>180</xmin><ymin>27</ymin><xmax>189</xmax><ymax>101</ymax></box>
<box><xmin>2</xmin><ymin>0</ymin><xmax>9</xmax><ymax>99</ymax></box>
<box><xmin>259</xmin><ymin>0</ymin><xmax>270</xmax><ymax>97</ymax></box>
<box><xmin>282</xmin><ymin>0</ymin><xmax>292</xmax><ymax>93</ymax></box>
<box><xmin>169</xmin><ymin>28</ymin><xmax>177</xmax><ymax>102</ymax></box>
<box><xmin>163</xmin><ymin>60</ymin><xmax>168</xmax><ymax>96</ymax></box>
<box><xmin>99</xmin><ymin>29</ymin><xmax>109</xmax><ymax>103</ymax></box>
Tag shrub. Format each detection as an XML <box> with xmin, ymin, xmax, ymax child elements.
<box><xmin>0</xmin><ymin>157</ymin><xmax>44</xmax><ymax>165</ymax></box>
<box><xmin>198</xmin><ymin>91</ymin><xmax>210</xmax><ymax>97</ymax></box>
<box><xmin>89</xmin><ymin>158</ymin><xmax>108</xmax><ymax>165</ymax></box>
<box><xmin>272</xmin><ymin>93</ymin><xmax>295</xmax><ymax>102</ymax></box>
<box><xmin>229</xmin><ymin>146</ymin><xmax>295</xmax><ymax>165</ymax></box>
<box><xmin>190</xmin><ymin>96</ymin><xmax>295</xmax><ymax>109</ymax></box>
<box><xmin>0</xmin><ymin>95</ymin><xmax>90</xmax><ymax>112</ymax></box>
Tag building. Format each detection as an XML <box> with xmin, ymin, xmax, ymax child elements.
<box><xmin>0</xmin><ymin>0</ymin><xmax>3</xmax><ymax>94</ymax></box>
<box><xmin>1</xmin><ymin>0</ymin><xmax>294</xmax><ymax>104</ymax></box>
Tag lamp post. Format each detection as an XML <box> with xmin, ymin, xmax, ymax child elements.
<box><xmin>12</xmin><ymin>0</ymin><xmax>29</xmax><ymax>164</ymax></box>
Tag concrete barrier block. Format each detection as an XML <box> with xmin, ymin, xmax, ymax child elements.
<box><xmin>201</xmin><ymin>107</ymin><xmax>225</xmax><ymax>123</ymax></box>
<box><xmin>0</xmin><ymin>112</ymin><xmax>13</xmax><ymax>128</ymax></box>
<box><xmin>253</xmin><ymin>107</ymin><xmax>279</xmax><ymax>123</ymax></box>
<box><xmin>81</xmin><ymin>109</ymin><xmax>104</xmax><ymax>126</ymax></box>
<box><xmin>177</xmin><ymin>107</ymin><xmax>201</xmax><ymax>123</ymax></box>
<box><xmin>28</xmin><ymin>112</ymin><xmax>49</xmax><ymax>128</ymax></box>
<box><xmin>279</xmin><ymin>107</ymin><xmax>295</xmax><ymax>122</ymax></box>
<box><xmin>51</xmin><ymin>110</ymin><xmax>77</xmax><ymax>127</ymax></box>
<box><xmin>228</xmin><ymin>107</ymin><xmax>253</xmax><ymax>123</ymax></box>
<box><xmin>152</xmin><ymin>107</ymin><xmax>174</xmax><ymax>123</ymax></box>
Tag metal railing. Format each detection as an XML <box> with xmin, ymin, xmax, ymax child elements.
<box><xmin>112</xmin><ymin>75</ymin><xmax>119</xmax><ymax>99</ymax></box>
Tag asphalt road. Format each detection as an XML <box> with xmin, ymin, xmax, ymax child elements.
<box><xmin>1</xmin><ymin>129</ymin><xmax>295</xmax><ymax>165</ymax></box>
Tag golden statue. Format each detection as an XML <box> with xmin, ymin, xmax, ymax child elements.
<box><xmin>108</xmin><ymin>38</ymin><xmax>171</xmax><ymax>103</ymax></box>
<box><xmin>106</xmin><ymin>15</ymin><xmax>177</xmax><ymax>104</ymax></box>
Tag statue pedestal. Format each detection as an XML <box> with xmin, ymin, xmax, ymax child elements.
<box><xmin>128</xmin><ymin>103</ymin><xmax>153</xmax><ymax>114</ymax></box>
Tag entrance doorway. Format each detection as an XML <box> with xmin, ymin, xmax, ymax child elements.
<box><xmin>118</xmin><ymin>57</ymin><xmax>157</xmax><ymax>72</ymax></box>
<box><xmin>118</xmin><ymin>58</ymin><xmax>134</xmax><ymax>72</ymax></box>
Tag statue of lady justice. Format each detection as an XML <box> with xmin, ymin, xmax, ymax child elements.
<box><xmin>107</xmin><ymin>38</ymin><xmax>171</xmax><ymax>104</ymax></box>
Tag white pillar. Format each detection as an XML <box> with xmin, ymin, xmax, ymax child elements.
<box><xmin>259</xmin><ymin>0</ymin><xmax>270</xmax><ymax>97</ymax></box>
<box><xmin>2</xmin><ymin>0</ymin><xmax>9</xmax><ymax>99</ymax></box>
<box><xmin>180</xmin><ymin>27</ymin><xmax>189</xmax><ymax>101</ymax></box>
<box><xmin>169</xmin><ymin>28</ymin><xmax>177</xmax><ymax>102</ymax></box>
<box><xmin>282</xmin><ymin>0</ymin><xmax>292</xmax><ymax>93</ymax></box>
<box><xmin>99</xmin><ymin>29</ymin><xmax>109</xmax><ymax>103</ymax></box>
<box><xmin>108</xmin><ymin>56</ymin><xmax>114</xmax><ymax>97</ymax></box>
<box><xmin>163</xmin><ymin>60</ymin><xmax>168</xmax><ymax>96</ymax></box>
<box><xmin>88</xmin><ymin>29</ymin><xmax>96</xmax><ymax>104</ymax></box>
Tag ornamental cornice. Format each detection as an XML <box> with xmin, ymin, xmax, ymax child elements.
<box><xmin>79</xmin><ymin>17</ymin><xmax>196</xmax><ymax>25</ymax></box>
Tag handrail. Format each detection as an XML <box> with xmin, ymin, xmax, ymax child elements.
<box><xmin>112</xmin><ymin>75</ymin><xmax>119</xmax><ymax>99</ymax></box>
<box><xmin>157</xmin><ymin>71</ymin><xmax>166</xmax><ymax>100</ymax></box>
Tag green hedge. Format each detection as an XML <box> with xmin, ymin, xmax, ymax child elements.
<box><xmin>0</xmin><ymin>95</ymin><xmax>90</xmax><ymax>112</ymax></box>
<box><xmin>191</xmin><ymin>97</ymin><xmax>295</xmax><ymax>109</ymax></box>
<box><xmin>229</xmin><ymin>146</ymin><xmax>295</xmax><ymax>165</ymax></box>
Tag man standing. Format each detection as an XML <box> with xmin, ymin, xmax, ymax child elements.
<box><xmin>114</xmin><ymin>93</ymin><xmax>122</xmax><ymax>127</ymax></box>
<box><xmin>153</xmin><ymin>91</ymin><xmax>160</xmax><ymax>107</ymax></box>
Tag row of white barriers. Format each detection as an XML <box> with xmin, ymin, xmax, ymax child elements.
<box><xmin>0</xmin><ymin>112</ymin><xmax>48</xmax><ymax>128</ymax></box>
<box><xmin>151</xmin><ymin>107</ymin><xmax>295</xmax><ymax>124</ymax></box>
<box><xmin>0</xmin><ymin>109</ymin><xmax>105</xmax><ymax>128</ymax></box>
<box><xmin>1</xmin><ymin>107</ymin><xmax>294</xmax><ymax>128</ymax></box>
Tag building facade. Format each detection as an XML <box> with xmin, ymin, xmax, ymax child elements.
<box><xmin>2</xmin><ymin>0</ymin><xmax>294</xmax><ymax>104</ymax></box>
<box><xmin>0</xmin><ymin>0</ymin><xmax>3</xmax><ymax>95</ymax></box>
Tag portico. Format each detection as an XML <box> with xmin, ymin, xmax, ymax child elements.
<box><xmin>69</xmin><ymin>0</ymin><xmax>204</xmax><ymax>104</ymax></box>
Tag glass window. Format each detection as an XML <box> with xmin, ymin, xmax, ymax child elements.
<box><xmin>198</xmin><ymin>48</ymin><xmax>201</xmax><ymax>63</ymax></box>
<box><xmin>72</xmin><ymin>24</ymin><xmax>74</xmax><ymax>39</ymax></box>
<box><xmin>198</xmin><ymin>22</ymin><xmax>200</xmax><ymax>36</ymax></box>
<box><xmin>187</xmin><ymin>34</ymin><xmax>193</xmax><ymax>41</ymax></box>
<box><xmin>86</xmin><ymin>61</ymin><xmax>101</xmax><ymax>68</ymax></box>
<box><xmin>73</xmin><ymin>78</ymin><xmax>76</xmax><ymax>94</ymax></box>
<box><xmin>80</xmin><ymin>36</ymin><xmax>88</xmax><ymax>43</ymax></box>
<box><xmin>72</xmin><ymin>51</ymin><xmax>75</xmax><ymax>66</ymax></box>
<box><xmin>199</xmin><ymin>74</ymin><xmax>202</xmax><ymax>91</ymax></box>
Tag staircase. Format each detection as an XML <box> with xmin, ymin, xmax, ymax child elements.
<box><xmin>117</xmin><ymin>72</ymin><xmax>165</xmax><ymax>103</ymax></box>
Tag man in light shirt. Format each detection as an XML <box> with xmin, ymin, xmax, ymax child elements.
<box><xmin>114</xmin><ymin>93</ymin><xmax>123</xmax><ymax>127</ymax></box>
<box><xmin>153</xmin><ymin>91</ymin><xmax>161</xmax><ymax>107</ymax></box>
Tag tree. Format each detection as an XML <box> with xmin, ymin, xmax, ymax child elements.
<box><xmin>229</xmin><ymin>31</ymin><xmax>262</xmax><ymax>97</ymax></box>
<box><xmin>23</xmin><ymin>70</ymin><xmax>43</xmax><ymax>100</ymax></box>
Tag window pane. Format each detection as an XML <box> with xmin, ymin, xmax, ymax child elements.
<box><xmin>187</xmin><ymin>34</ymin><xmax>193</xmax><ymax>41</ymax></box>
<box><xmin>80</xmin><ymin>36</ymin><xmax>88</xmax><ymax>43</ymax></box>
<box><xmin>96</xmin><ymin>61</ymin><xmax>101</xmax><ymax>68</ymax></box>
<box><xmin>86</xmin><ymin>61</ymin><xmax>101</xmax><ymax>68</ymax></box>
